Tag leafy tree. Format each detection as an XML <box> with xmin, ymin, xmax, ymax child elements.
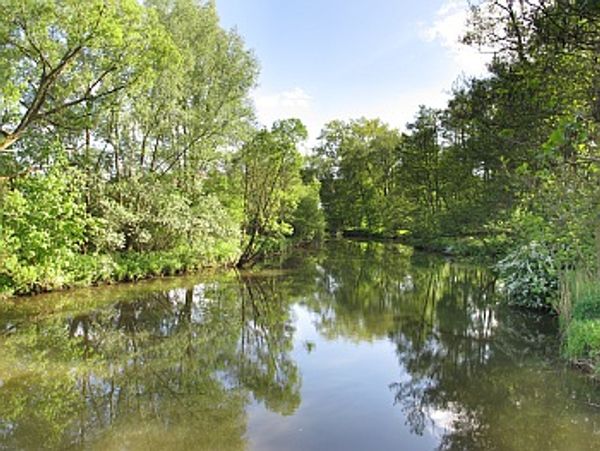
<box><xmin>0</xmin><ymin>0</ymin><xmax>173</xmax><ymax>154</ymax></box>
<box><xmin>236</xmin><ymin>119</ymin><xmax>308</xmax><ymax>267</ymax></box>
<box><xmin>98</xmin><ymin>0</ymin><xmax>258</xmax><ymax>181</ymax></box>
<box><xmin>313</xmin><ymin>118</ymin><xmax>405</xmax><ymax>235</ymax></box>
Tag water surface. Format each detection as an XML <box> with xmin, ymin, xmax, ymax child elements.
<box><xmin>0</xmin><ymin>240</ymin><xmax>599</xmax><ymax>450</ymax></box>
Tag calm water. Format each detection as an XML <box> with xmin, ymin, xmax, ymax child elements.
<box><xmin>0</xmin><ymin>240</ymin><xmax>599</xmax><ymax>450</ymax></box>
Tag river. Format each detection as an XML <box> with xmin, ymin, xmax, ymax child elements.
<box><xmin>0</xmin><ymin>240</ymin><xmax>598</xmax><ymax>450</ymax></box>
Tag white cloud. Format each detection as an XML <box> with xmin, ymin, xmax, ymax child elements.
<box><xmin>253</xmin><ymin>87</ymin><xmax>312</xmax><ymax>113</ymax></box>
<box><xmin>252</xmin><ymin>87</ymin><xmax>322</xmax><ymax>151</ymax></box>
<box><xmin>422</xmin><ymin>0</ymin><xmax>489</xmax><ymax>76</ymax></box>
<box><xmin>249</xmin><ymin>2</ymin><xmax>493</xmax><ymax>151</ymax></box>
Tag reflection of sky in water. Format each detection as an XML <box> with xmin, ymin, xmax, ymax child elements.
<box><xmin>247</xmin><ymin>304</ymin><xmax>440</xmax><ymax>451</ymax></box>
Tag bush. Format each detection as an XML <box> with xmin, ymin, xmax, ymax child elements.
<box><xmin>496</xmin><ymin>241</ymin><xmax>559</xmax><ymax>310</ymax></box>
<box><xmin>0</xmin><ymin>161</ymin><xmax>92</xmax><ymax>293</ymax></box>
<box><xmin>91</xmin><ymin>175</ymin><xmax>240</xmax><ymax>255</ymax></box>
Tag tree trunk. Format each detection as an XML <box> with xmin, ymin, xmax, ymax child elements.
<box><xmin>0</xmin><ymin>133</ymin><xmax>21</xmax><ymax>152</ymax></box>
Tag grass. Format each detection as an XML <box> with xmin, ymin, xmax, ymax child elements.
<box><xmin>560</xmin><ymin>271</ymin><xmax>600</xmax><ymax>374</ymax></box>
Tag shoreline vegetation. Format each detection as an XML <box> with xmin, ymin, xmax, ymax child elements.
<box><xmin>2</xmin><ymin>1</ymin><xmax>600</xmax><ymax>375</ymax></box>
<box><xmin>0</xmin><ymin>233</ymin><xmax>491</xmax><ymax>300</ymax></box>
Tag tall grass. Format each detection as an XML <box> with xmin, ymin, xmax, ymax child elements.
<box><xmin>560</xmin><ymin>270</ymin><xmax>600</xmax><ymax>373</ymax></box>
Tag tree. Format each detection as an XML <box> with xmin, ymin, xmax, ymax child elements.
<box><xmin>98</xmin><ymin>0</ymin><xmax>258</xmax><ymax>181</ymax></box>
<box><xmin>0</xmin><ymin>0</ymin><xmax>173</xmax><ymax>153</ymax></box>
<box><xmin>237</xmin><ymin>119</ymin><xmax>307</xmax><ymax>267</ymax></box>
<box><xmin>312</xmin><ymin>118</ymin><xmax>404</xmax><ymax>235</ymax></box>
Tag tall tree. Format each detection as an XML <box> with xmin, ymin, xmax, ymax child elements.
<box><xmin>237</xmin><ymin>119</ymin><xmax>307</xmax><ymax>267</ymax></box>
<box><xmin>99</xmin><ymin>0</ymin><xmax>259</xmax><ymax>181</ymax></box>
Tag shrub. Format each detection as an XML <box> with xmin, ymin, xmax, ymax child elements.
<box><xmin>0</xmin><ymin>161</ymin><xmax>92</xmax><ymax>293</ymax></box>
<box><xmin>496</xmin><ymin>241</ymin><xmax>559</xmax><ymax>310</ymax></box>
<box><xmin>91</xmin><ymin>175</ymin><xmax>240</xmax><ymax>255</ymax></box>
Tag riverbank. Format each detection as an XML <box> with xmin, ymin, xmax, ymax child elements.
<box><xmin>0</xmin><ymin>245</ymin><xmax>238</xmax><ymax>299</ymax></box>
<box><xmin>2</xmin><ymin>232</ymin><xmax>491</xmax><ymax>299</ymax></box>
<box><xmin>561</xmin><ymin>271</ymin><xmax>600</xmax><ymax>377</ymax></box>
<box><xmin>340</xmin><ymin>230</ymin><xmax>508</xmax><ymax>259</ymax></box>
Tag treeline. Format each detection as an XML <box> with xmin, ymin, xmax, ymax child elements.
<box><xmin>308</xmin><ymin>0</ymin><xmax>600</xmax><ymax>371</ymax></box>
<box><xmin>0</xmin><ymin>0</ymin><xmax>324</xmax><ymax>295</ymax></box>
<box><xmin>311</xmin><ymin>0</ymin><xmax>600</xmax><ymax>254</ymax></box>
<box><xmin>310</xmin><ymin>109</ymin><xmax>508</xmax><ymax>243</ymax></box>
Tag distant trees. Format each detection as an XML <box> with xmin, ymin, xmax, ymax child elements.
<box><xmin>311</xmin><ymin>108</ymin><xmax>508</xmax><ymax>239</ymax></box>
<box><xmin>309</xmin><ymin>0</ymin><xmax>600</xmax><ymax>267</ymax></box>
<box><xmin>312</xmin><ymin>119</ymin><xmax>406</xmax><ymax>235</ymax></box>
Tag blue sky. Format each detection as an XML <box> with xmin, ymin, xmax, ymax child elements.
<box><xmin>215</xmin><ymin>0</ymin><xmax>489</xmax><ymax>144</ymax></box>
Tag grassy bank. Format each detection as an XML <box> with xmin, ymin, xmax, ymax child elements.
<box><xmin>560</xmin><ymin>271</ymin><xmax>600</xmax><ymax>375</ymax></box>
<box><xmin>0</xmin><ymin>244</ymin><xmax>239</xmax><ymax>299</ymax></box>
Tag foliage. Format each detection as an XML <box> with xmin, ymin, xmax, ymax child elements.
<box><xmin>0</xmin><ymin>158</ymin><xmax>240</xmax><ymax>296</ymax></box>
<box><xmin>564</xmin><ymin>320</ymin><xmax>600</xmax><ymax>362</ymax></box>
<box><xmin>0</xmin><ymin>157</ymin><xmax>91</xmax><ymax>293</ymax></box>
<box><xmin>90</xmin><ymin>174</ymin><xmax>239</xmax><ymax>254</ymax></box>
<box><xmin>312</xmin><ymin>118</ymin><xmax>407</xmax><ymax>236</ymax></box>
<box><xmin>0</xmin><ymin>0</ymin><xmax>174</xmax><ymax>153</ymax></box>
<box><xmin>572</xmin><ymin>291</ymin><xmax>600</xmax><ymax>322</ymax></box>
<box><xmin>290</xmin><ymin>178</ymin><xmax>326</xmax><ymax>244</ymax></box>
<box><xmin>560</xmin><ymin>272</ymin><xmax>600</xmax><ymax>371</ymax></box>
<box><xmin>236</xmin><ymin>119</ymin><xmax>310</xmax><ymax>266</ymax></box>
<box><xmin>96</xmin><ymin>0</ymin><xmax>258</xmax><ymax>181</ymax></box>
<box><xmin>496</xmin><ymin>242</ymin><xmax>559</xmax><ymax>310</ymax></box>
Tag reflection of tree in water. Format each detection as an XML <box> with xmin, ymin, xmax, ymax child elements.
<box><xmin>386</xmin><ymin>261</ymin><xmax>600</xmax><ymax>450</ymax></box>
<box><xmin>305</xmin><ymin>240</ymin><xmax>415</xmax><ymax>340</ymax></box>
<box><xmin>237</xmin><ymin>274</ymin><xmax>301</xmax><ymax>415</ymax></box>
<box><xmin>0</xmin><ymin>274</ymin><xmax>300</xmax><ymax>450</ymax></box>
<box><xmin>390</xmin><ymin>300</ymin><xmax>600</xmax><ymax>451</ymax></box>
<box><xmin>306</xmin><ymin>241</ymin><xmax>600</xmax><ymax>450</ymax></box>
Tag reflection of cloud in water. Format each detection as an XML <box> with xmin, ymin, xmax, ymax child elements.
<box><xmin>427</xmin><ymin>406</ymin><xmax>458</xmax><ymax>437</ymax></box>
